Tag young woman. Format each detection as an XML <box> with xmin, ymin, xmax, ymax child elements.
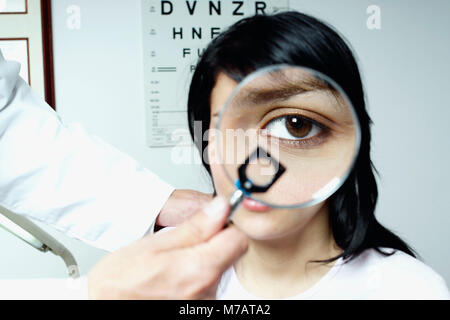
<box><xmin>187</xmin><ymin>11</ymin><xmax>450</xmax><ymax>299</ymax></box>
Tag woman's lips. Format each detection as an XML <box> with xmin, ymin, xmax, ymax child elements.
<box><xmin>242</xmin><ymin>197</ymin><xmax>271</xmax><ymax>212</ymax></box>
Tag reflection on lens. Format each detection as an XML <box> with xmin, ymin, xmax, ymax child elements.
<box><xmin>216</xmin><ymin>65</ymin><xmax>360</xmax><ymax>208</ymax></box>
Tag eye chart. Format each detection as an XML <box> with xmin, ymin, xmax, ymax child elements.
<box><xmin>141</xmin><ymin>0</ymin><xmax>289</xmax><ymax>147</ymax></box>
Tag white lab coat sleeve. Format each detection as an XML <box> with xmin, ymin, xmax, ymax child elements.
<box><xmin>0</xmin><ymin>51</ymin><xmax>175</xmax><ymax>252</ymax></box>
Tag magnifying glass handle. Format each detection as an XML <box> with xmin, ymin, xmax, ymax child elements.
<box><xmin>227</xmin><ymin>189</ymin><xmax>245</xmax><ymax>222</ymax></box>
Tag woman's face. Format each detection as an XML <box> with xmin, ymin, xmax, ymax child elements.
<box><xmin>207</xmin><ymin>70</ymin><xmax>356</xmax><ymax>240</ymax></box>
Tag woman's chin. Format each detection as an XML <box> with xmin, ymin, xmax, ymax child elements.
<box><xmin>231</xmin><ymin>208</ymin><xmax>300</xmax><ymax>240</ymax></box>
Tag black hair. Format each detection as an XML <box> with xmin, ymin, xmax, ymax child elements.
<box><xmin>187</xmin><ymin>11</ymin><xmax>416</xmax><ymax>263</ymax></box>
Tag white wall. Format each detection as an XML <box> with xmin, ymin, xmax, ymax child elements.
<box><xmin>0</xmin><ymin>0</ymin><xmax>448</xmax><ymax>287</ymax></box>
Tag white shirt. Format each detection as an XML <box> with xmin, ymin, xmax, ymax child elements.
<box><xmin>0</xmin><ymin>50</ymin><xmax>174</xmax><ymax>252</ymax></box>
<box><xmin>217</xmin><ymin>248</ymin><xmax>450</xmax><ymax>300</ymax></box>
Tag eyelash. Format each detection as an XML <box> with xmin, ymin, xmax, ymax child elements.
<box><xmin>261</xmin><ymin>114</ymin><xmax>330</xmax><ymax>148</ymax></box>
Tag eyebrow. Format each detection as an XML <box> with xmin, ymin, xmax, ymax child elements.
<box><xmin>234</xmin><ymin>76</ymin><xmax>329</xmax><ymax>107</ymax></box>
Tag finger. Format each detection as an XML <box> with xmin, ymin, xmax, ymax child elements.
<box><xmin>196</xmin><ymin>226</ymin><xmax>249</xmax><ymax>275</ymax></box>
<box><xmin>148</xmin><ymin>196</ymin><xmax>229</xmax><ymax>251</ymax></box>
<box><xmin>156</xmin><ymin>190</ymin><xmax>213</xmax><ymax>227</ymax></box>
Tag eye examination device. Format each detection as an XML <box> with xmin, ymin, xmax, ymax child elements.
<box><xmin>0</xmin><ymin>205</ymin><xmax>79</xmax><ymax>279</ymax></box>
<box><xmin>215</xmin><ymin>65</ymin><xmax>361</xmax><ymax>220</ymax></box>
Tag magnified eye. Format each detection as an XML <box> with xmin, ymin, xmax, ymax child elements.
<box><xmin>263</xmin><ymin>115</ymin><xmax>323</xmax><ymax>141</ymax></box>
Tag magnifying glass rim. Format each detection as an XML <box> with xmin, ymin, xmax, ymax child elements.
<box><xmin>215</xmin><ymin>64</ymin><xmax>362</xmax><ymax>209</ymax></box>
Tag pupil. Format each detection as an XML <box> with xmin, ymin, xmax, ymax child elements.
<box><xmin>286</xmin><ymin>115</ymin><xmax>312</xmax><ymax>138</ymax></box>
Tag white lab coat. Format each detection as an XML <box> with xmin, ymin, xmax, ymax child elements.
<box><xmin>0</xmin><ymin>50</ymin><xmax>174</xmax><ymax>252</ymax></box>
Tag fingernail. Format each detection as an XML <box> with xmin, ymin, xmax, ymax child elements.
<box><xmin>203</xmin><ymin>197</ymin><xmax>227</xmax><ymax>220</ymax></box>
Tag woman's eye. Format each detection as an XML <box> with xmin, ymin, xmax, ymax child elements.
<box><xmin>263</xmin><ymin>115</ymin><xmax>323</xmax><ymax>141</ymax></box>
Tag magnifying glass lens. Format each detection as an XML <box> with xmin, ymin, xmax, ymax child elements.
<box><xmin>216</xmin><ymin>65</ymin><xmax>360</xmax><ymax>209</ymax></box>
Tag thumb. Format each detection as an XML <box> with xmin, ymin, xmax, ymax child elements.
<box><xmin>150</xmin><ymin>197</ymin><xmax>229</xmax><ymax>251</ymax></box>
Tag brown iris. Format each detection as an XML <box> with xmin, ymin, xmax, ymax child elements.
<box><xmin>286</xmin><ymin>115</ymin><xmax>312</xmax><ymax>138</ymax></box>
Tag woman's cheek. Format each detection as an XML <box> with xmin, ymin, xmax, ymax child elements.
<box><xmin>208</xmin><ymin>139</ymin><xmax>234</xmax><ymax>198</ymax></box>
<box><xmin>210</xmin><ymin>162</ymin><xmax>228</xmax><ymax>195</ymax></box>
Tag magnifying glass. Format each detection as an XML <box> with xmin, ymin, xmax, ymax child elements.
<box><xmin>215</xmin><ymin>65</ymin><xmax>361</xmax><ymax>220</ymax></box>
